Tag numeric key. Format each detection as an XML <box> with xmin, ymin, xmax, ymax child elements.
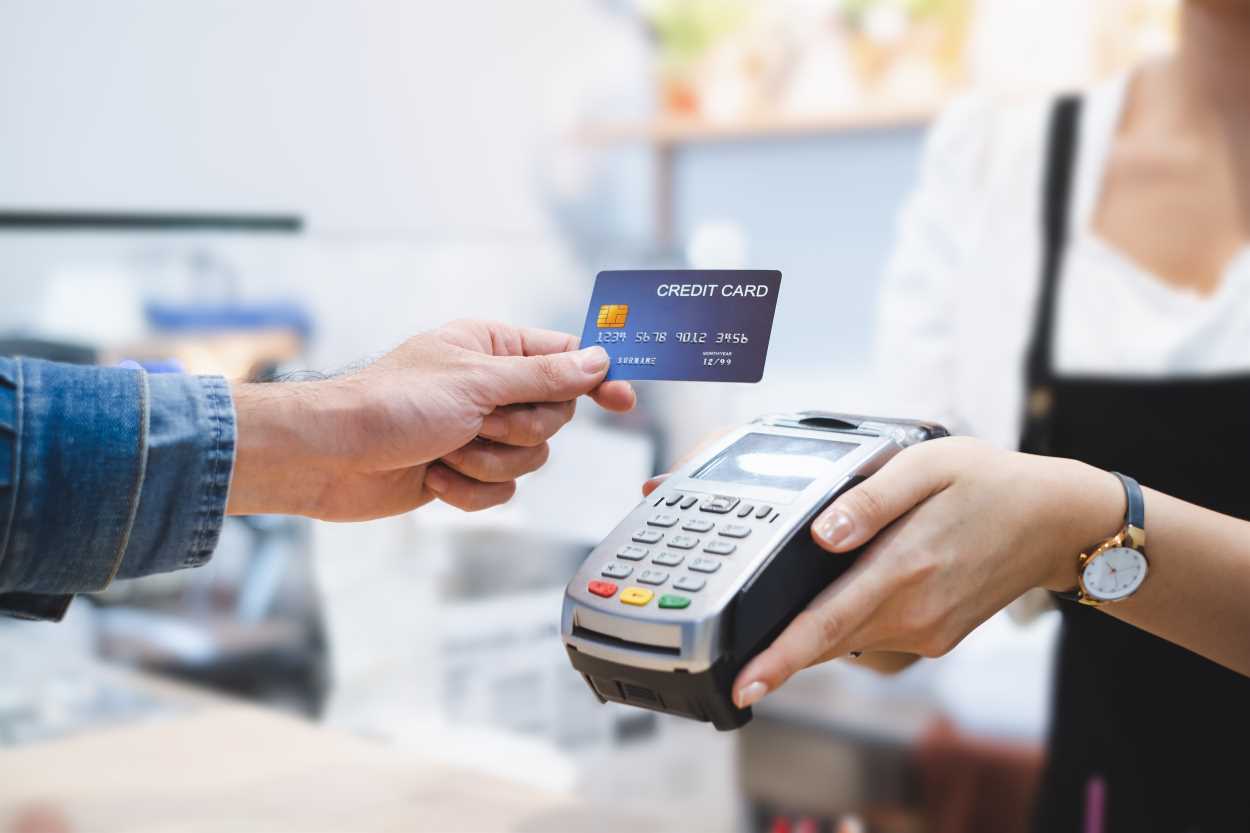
<box><xmin>637</xmin><ymin>569</ymin><xmax>669</xmax><ymax>586</ymax></box>
<box><xmin>653</xmin><ymin>551</ymin><xmax>684</xmax><ymax>567</ymax></box>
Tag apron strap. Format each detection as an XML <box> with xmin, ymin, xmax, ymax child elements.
<box><xmin>1020</xmin><ymin>95</ymin><xmax>1082</xmax><ymax>441</ymax></box>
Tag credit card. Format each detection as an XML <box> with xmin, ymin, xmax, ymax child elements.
<box><xmin>579</xmin><ymin>269</ymin><xmax>782</xmax><ymax>382</ymax></box>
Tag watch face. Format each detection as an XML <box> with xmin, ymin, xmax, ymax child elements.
<box><xmin>1082</xmin><ymin>546</ymin><xmax>1148</xmax><ymax>601</ymax></box>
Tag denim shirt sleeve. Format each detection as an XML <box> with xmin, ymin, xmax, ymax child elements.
<box><xmin>0</xmin><ymin>357</ymin><xmax>235</xmax><ymax>621</ymax></box>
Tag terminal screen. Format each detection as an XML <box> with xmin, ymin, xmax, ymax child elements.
<box><xmin>691</xmin><ymin>433</ymin><xmax>857</xmax><ymax>493</ymax></box>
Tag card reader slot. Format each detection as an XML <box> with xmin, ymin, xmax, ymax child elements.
<box><xmin>797</xmin><ymin>416</ymin><xmax>860</xmax><ymax>431</ymax></box>
<box><xmin>571</xmin><ymin>624</ymin><xmax>681</xmax><ymax>657</ymax></box>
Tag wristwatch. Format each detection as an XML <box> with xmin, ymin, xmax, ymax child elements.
<box><xmin>1058</xmin><ymin>472</ymin><xmax>1148</xmax><ymax>606</ymax></box>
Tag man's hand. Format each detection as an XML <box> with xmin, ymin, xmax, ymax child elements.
<box><xmin>226</xmin><ymin>320</ymin><xmax>635</xmax><ymax>520</ymax></box>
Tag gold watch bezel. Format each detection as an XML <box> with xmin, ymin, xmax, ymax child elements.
<box><xmin>1074</xmin><ymin>524</ymin><xmax>1147</xmax><ymax>606</ymax></box>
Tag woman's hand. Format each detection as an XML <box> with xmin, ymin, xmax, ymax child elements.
<box><xmin>732</xmin><ymin>437</ymin><xmax>1125</xmax><ymax>709</ymax></box>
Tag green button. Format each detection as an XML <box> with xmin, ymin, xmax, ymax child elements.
<box><xmin>658</xmin><ymin>594</ymin><xmax>691</xmax><ymax>610</ymax></box>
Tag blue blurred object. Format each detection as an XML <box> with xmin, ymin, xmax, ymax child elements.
<box><xmin>117</xmin><ymin>358</ymin><xmax>186</xmax><ymax>374</ymax></box>
<box><xmin>144</xmin><ymin>301</ymin><xmax>314</xmax><ymax>341</ymax></box>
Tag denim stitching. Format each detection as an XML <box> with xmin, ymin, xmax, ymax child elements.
<box><xmin>102</xmin><ymin>368</ymin><xmax>149</xmax><ymax>587</ymax></box>
<box><xmin>186</xmin><ymin>377</ymin><xmax>233</xmax><ymax>567</ymax></box>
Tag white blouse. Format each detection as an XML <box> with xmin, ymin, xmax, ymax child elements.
<box><xmin>875</xmin><ymin>74</ymin><xmax>1250</xmax><ymax>447</ymax></box>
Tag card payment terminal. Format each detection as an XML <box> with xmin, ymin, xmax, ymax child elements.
<box><xmin>561</xmin><ymin>411</ymin><xmax>948</xmax><ymax>730</ymax></box>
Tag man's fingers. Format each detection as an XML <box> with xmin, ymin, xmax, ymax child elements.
<box><xmin>441</xmin><ymin>440</ymin><xmax>550</xmax><ymax>483</ymax></box>
<box><xmin>639</xmin><ymin>427</ymin><xmax>733</xmax><ymax>497</ymax></box>
<box><xmin>455</xmin><ymin>324</ymin><xmax>634</xmax><ymax>412</ymax></box>
<box><xmin>481</xmin><ymin>346</ymin><xmax>609</xmax><ymax>406</ymax></box>
<box><xmin>478</xmin><ymin>401</ymin><xmax>575</xmax><ymax>447</ymax></box>
<box><xmin>589</xmin><ymin>380</ymin><xmax>636</xmax><ymax>413</ymax></box>
<box><xmin>515</xmin><ymin>326</ymin><xmax>580</xmax><ymax>357</ymax></box>
<box><xmin>424</xmin><ymin>463</ymin><xmax>517</xmax><ymax>511</ymax></box>
<box><xmin>732</xmin><ymin>558</ymin><xmax>889</xmax><ymax>708</ymax></box>
<box><xmin>810</xmin><ymin>446</ymin><xmax>946</xmax><ymax>553</ymax></box>
<box><xmin>641</xmin><ymin>473</ymin><xmax>668</xmax><ymax>497</ymax></box>
<box><xmin>487</xmin><ymin>328</ymin><xmax>635</xmax><ymax>413</ymax></box>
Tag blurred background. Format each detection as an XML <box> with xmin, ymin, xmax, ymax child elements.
<box><xmin>0</xmin><ymin>1</ymin><xmax>1176</xmax><ymax>831</ymax></box>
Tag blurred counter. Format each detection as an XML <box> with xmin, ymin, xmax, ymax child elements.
<box><xmin>739</xmin><ymin>666</ymin><xmax>937</xmax><ymax>832</ymax></box>
<box><xmin>739</xmin><ymin>663</ymin><xmax>1045</xmax><ymax>833</ymax></box>
<box><xmin>0</xmin><ymin>670</ymin><xmax>660</xmax><ymax>833</ymax></box>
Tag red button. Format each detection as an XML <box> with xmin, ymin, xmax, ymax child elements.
<box><xmin>588</xmin><ymin>581</ymin><xmax>618</xmax><ymax>598</ymax></box>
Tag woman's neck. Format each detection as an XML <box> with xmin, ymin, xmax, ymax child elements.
<box><xmin>1174</xmin><ymin>2</ymin><xmax>1250</xmax><ymax>129</ymax></box>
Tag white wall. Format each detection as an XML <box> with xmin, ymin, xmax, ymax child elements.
<box><xmin>0</xmin><ymin>0</ymin><xmax>648</xmax><ymax>236</ymax></box>
<box><xmin>0</xmin><ymin>0</ymin><xmax>658</xmax><ymax>368</ymax></box>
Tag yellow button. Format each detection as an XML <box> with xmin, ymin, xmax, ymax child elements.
<box><xmin>619</xmin><ymin>587</ymin><xmax>654</xmax><ymax>606</ymax></box>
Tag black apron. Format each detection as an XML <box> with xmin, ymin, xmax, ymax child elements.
<box><xmin>1023</xmin><ymin>96</ymin><xmax>1250</xmax><ymax>833</ymax></box>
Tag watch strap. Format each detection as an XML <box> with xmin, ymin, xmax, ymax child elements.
<box><xmin>1056</xmin><ymin>471</ymin><xmax>1145</xmax><ymax>603</ymax></box>
<box><xmin>1112</xmin><ymin>471</ymin><xmax>1144</xmax><ymax>533</ymax></box>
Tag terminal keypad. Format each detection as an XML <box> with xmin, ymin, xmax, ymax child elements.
<box><xmin>637</xmin><ymin>569</ymin><xmax>669</xmax><ymax>586</ymax></box>
<box><xmin>653</xmin><ymin>551</ymin><xmax>684</xmax><ymax>567</ymax></box>
<box><xmin>594</xmin><ymin>491</ymin><xmax>775</xmax><ymax>609</ymax></box>
<box><xmin>700</xmin><ymin>495</ymin><xmax>739</xmax><ymax>514</ymax></box>
<box><xmin>674</xmin><ymin>575</ymin><xmax>705</xmax><ymax>593</ymax></box>
<box><xmin>602</xmin><ymin>562</ymin><xmax>633</xmax><ymax>579</ymax></box>
<box><xmin>616</xmin><ymin>545</ymin><xmax>649</xmax><ymax>561</ymax></box>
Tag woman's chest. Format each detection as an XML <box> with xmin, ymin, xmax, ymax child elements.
<box><xmin>946</xmin><ymin>219</ymin><xmax>1250</xmax><ymax>446</ymax></box>
<box><xmin>1093</xmin><ymin>142</ymin><xmax>1247</xmax><ymax>295</ymax></box>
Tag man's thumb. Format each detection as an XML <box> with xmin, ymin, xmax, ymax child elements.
<box><xmin>482</xmin><ymin>345</ymin><xmax>610</xmax><ymax>405</ymax></box>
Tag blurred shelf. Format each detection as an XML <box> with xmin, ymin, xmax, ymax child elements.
<box><xmin>580</xmin><ymin>100</ymin><xmax>944</xmax><ymax>148</ymax></box>
<box><xmin>580</xmin><ymin>100</ymin><xmax>946</xmax><ymax>247</ymax></box>
<box><xmin>0</xmin><ymin>209</ymin><xmax>302</xmax><ymax>233</ymax></box>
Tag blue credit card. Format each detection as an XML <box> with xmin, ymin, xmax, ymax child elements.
<box><xmin>579</xmin><ymin>269</ymin><xmax>782</xmax><ymax>382</ymax></box>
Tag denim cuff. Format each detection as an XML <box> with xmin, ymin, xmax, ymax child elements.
<box><xmin>0</xmin><ymin>358</ymin><xmax>146</xmax><ymax>596</ymax></box>
<box><xmin>115</xmin><ymin>373</ymin><xmax>235</xmax><ymax>579</ymax></box>
<box><xmin>0</xmin><ymin>358</ymin><xmax>235</xmax><ymax>621</ymax></box>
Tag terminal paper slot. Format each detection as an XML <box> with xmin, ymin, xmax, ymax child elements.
<box><xmin>572</xmin><ymin>606</ymin><xmax>682</xmax><ymax>654</ymax></box>
<box><xmin>571</xmin><ymin>625</ymin><xmax>681</xmax><ymax>657</ymax></box>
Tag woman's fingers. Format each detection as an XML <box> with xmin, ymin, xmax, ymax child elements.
<box><xmin>479</xmin><ymin>401</ymin><xmax>576</xmax><ymax>447</ymax></box>
<box><xmin>732</xmin><ymin>556</ymin><xmax>892</xmax><ymax>708</ymax></box>
<box><xmin>441</xmin><ymin>439</ymin><xmax>550</xmax><ymax>483</ymax></box>
<box><xmin>810</xmin><ymin>442</ymin><xmax>950</xmax><ymax>553</ymax></box>
<box><xmin>733</xmin><ymin>439</ymin><xmax>972</xmax><ymax>707</ymax></box>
